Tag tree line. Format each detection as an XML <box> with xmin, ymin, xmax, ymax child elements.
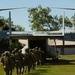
<box><xmin>0</xmin><ymin>16</ymin><xmax>24</xmax><ymax>54</ymax></box>
<box><xmin>0</xmin><ymin>16</ymin><xmax>25</xmax><ymax>31</ymax></box>
<box><xmin>0</xmin><ymin>5</ymin><xmax>75</xmax><ymax>32</ymax></box>
<box><xmin>28</xmin><ymin>5</ymin><xmax>75</xmax><ymax>31</ymax></box>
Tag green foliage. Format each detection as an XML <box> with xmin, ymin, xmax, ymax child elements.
<box><xmin>59</xmin><ymin>15</ymin><xmax>72</xmax><ymax>28</ymax></box>
<box><xmin>28</xmin><ymin>5</ymin><xmax>74</xmax><ymax>31</ymax></box>
<box><xmin>28</xmin><ymin>5</ymin><xmax>61</xmax><ymax>31</ymax></box>
<box><xmin>50</xmin><ymin>15</ymin><xmax>61</xmax><ymax>31</ymax></box>
<box><xmin>0</xmin><ymin>16</ymin><xmax>25</xmax><ymax>31</ymax></box>
<box><xmin>0</xmin><ymin>39</ymin><xmax>9</xmax><ymax>50</ymax></box>
<box><xmin>0</xmin><ymin>16</ymin><xmax>24</xmax><ymax>53</ymax></box>
<box><xmin>0</xmin><ymin>39</ymin><xmax>9</xmax><ymax>55</ymax></box>
<box><xmin>28</xmin><ymin>5</ymin><xmax>49</xmax><ymax>31</ymax></box>
<box><xmin>71</xmin><ymin>13</ymin><xmax>75</xmax><ymax>29</ymax></box>
<box><xmin>9</xmin><ymin>39</ymin><xmax>22</xmax><ymax>51</ymax></box>
<box><xmin>14</xmin><ymin>25</ymin><xmax>25</xmax><ymax>31</ymax></box>
<box><xmin>0</xmin><ymin>16</ymin><xmax>6</xmax><ymax>29</ymax></box>
<box><xmin>0</xmin><ymin>19</ymin><xmax>4</xmax><ymax>27</ymax></box>
<box><xmin>0</xmin><ymin>39</ymin><xmax>22</xmax><ymax>53</ymax></box>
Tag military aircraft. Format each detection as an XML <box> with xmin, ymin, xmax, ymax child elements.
<box><xmin>51</xmin><ymin>7</ymin><xmax>75</xmax><ymax>10</ymax></box>
<box><xmin>1</xmin><ymin>7</ymin><xmax>75</xmax><ymax>60</ymax></box>
<box><xmin>46</xmin><ymin>7</ymin><xmax>75</xmax><ymax>60</ymax></box>
<box><xmin>0</xmin><ymin>7</ymin><xmax>27</xmax><ymax>11</ymax></box>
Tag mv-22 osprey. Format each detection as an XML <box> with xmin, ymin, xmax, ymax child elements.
<box><xmin>1</xmin><ymin>7</ymin><xmax>75</xmax><ymax>60</ymax></box>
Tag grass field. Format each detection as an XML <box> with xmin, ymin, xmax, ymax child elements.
<box><xmin>0</xmin><ymin>55</ymin><xmax>75</xmax><ymax>75</ymax></box>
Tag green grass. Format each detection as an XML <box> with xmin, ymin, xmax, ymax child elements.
<box><xmin>1</xmin><ymin>55</ymin><xmax>75</xmax><ymax>75</ymax></box>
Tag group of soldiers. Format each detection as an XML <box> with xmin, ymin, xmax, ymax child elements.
<box><xmin>0</xmin><ymin>46</ymin><xmax>45</xmax><ymax>75</ymax></box>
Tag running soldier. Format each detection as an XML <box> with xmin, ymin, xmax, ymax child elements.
<box><xmin>31</xmin><ymin>48</ymin><xmax>37</xmax><ymax>70</ymax></box>
<box><xmin>24</xmin><ymin>48</ymin><xmax>33</xmax><ymax>72</ymax></box>
<box><xmin>38</xmin><ymin>47</ymin><xmax>42</xmax><ymax>65</ymax></box>
<box><xmin>13</xmin><ymin>48</ymin><xmax>23</xmax><ymax>75</ymax></box>
<box><xmin>0</xmin><ymin>51</ymin><xmax>14</xmax><ymax>75</ymax></box>
<box><xmin>34</xmin><ymin>47</ymin><xmax>39</xmax><ymax>66</ymax></box>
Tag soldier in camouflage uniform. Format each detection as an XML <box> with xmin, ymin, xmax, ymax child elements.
<box><xmin>38</xmin><ymin>47</ymin><xmax>45</xmax><ymax>65</ymax></box>
<box><xmin>0</xmin><ymin>51</ymin><xmax>13</xmax><ymax>75</ymax></box>
<box><xmin>41</xmin><ymin>49</ymin><xmax>45</xmax><ymax>65</ymax></box>
<box><xmin>18</xmin><ymin>49</ymin><xmax>25</xmax><ymax>74</ymax></box>
<box><xmin>38</xmin><ymin>47</ymin><xmax>42</xmax><ymax>65</ymax></box>
<box><xmin>31</xmin><ymin>48</ymin><xmax>37</xmax><ymax>70</ymax></box>
<box><xmin>13</xmin><ymin>48</ymin><xmax>23</xmax><ymax>75</ymax></box>
<box><xmin>34</xmin><ymin>47</ymin><xmax>40</xmax><ymax>66</ymax></box>
<box><xmin>24</xmin><ymin>48</ymin><xmax>33</xmax><ymax>72</ymax></box>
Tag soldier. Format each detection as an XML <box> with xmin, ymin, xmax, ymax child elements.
<box><xmin>31</xmin><ymin>48</ymin><xmax>37</xmax><ymax>70</ymax></box>
<box><xmin>11</xmin><ymin>50</ymin><xmax>16</xmax><ymax>69</ymax></box>
<box><xmin>13</xmin><ymin>48</ymin><xmax>23</xmax><ymax>75</ymax></box>
<box><xmin>41</xmin><ymin>49</ymin><xmax>45</xmax><ymax>65</ymax></box>
<box><xmin>24</xmin><ymin>48</ymin><xmax>32</xmax><ymax>72</ymax></box>
<box><xmin>38</xmin><ymin>47</ymin><xmax>45</xmax><ymax>65</ymax></box>
<box><xmin>34</xmin><ymin>47</ymin><xmax>39</xmax><ymax>66</ymax></box>
<box><xmin>0</xmin><ymin>51</ymin><xmax>13</xmax><ymax>75</ymax></box>
<box><xmin>18</xmin><ymin>49</ymin><xmax>25</xmax><ymax>74</ymax></box>
<box><xmin>38</xmin><ymin>47</ymin><xmax>42</xmax><ymax>65</ymax></box>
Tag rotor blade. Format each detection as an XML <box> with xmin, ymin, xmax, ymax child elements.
<box><xmin>0</xmin><ymin>7</ymin><xmax>27</xmax><ymax>11</ymax></box>
<box><xmin>51</xmin><ymin>7</ymin><xmax>75</xmax><ymax>10</ymax></box>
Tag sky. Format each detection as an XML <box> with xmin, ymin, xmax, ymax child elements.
<box><xmin>0</xmin><ymin>0</ymin><xmax>75</xmax><ymax>31</ymax></box>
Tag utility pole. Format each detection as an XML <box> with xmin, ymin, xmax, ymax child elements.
<box><xmin>9</xmin><ymin>11</ymin><xmax>12</xmax><ymax>35</ymax></box>
<box><xmin>61</xmin><ymin>11</ymin><xmax>65</xmax><ymax>55</ymax></box>
<box><xmin>62</xmin><ymin>11</ymin><xmax>65</xmax><ymax>35</ymax></box>
<box><xmin>9</xmin><ymin>11</ymin><xmax>12</xmax><ymax>45</ymax></box>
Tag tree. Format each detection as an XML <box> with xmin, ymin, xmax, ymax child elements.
<box><xmin>59</xmin><ymin>15</ymin><xmax>72</xmax><ymax>29</ymax></box>
<box><xmin>0</xmin><ymin>16</ymin><xmax>6</xmax><ymax>30</ymax></box>
<box><xmin>0</xmin><ymin>16</ymin><xmax>24</xmax><ymax>53</ymax></box>
<box><xmin>0</xmin><ymin>16</ymin><xmax>25</xmax><ymax>31</ymax></box>
<box><xmin>14</xmin><ymin>25</ymin><xmax>25</xmax><ymax>31</ymax></box>
<box><xmin>9</xmin><ymin>40</ymin><xmax>23</xmax><ymax>51</ymax></box>
<box><xmin>50</xmin><ymin>15</ymin><xmax>61</xmax><ymax>31</ymax></box>
<box><xmin>28</xmin><ymin>5</ymin><xmax>61</xmax><ymax>31</ymax></box>
<box><xmin>71</xmin><ymin>13</ymin><xmax>75</xmax><ymax>30</ymax></box>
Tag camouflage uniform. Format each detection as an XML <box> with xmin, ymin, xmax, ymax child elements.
<box><xmin>31</xmin><ymin>48</ymin><xmax>37</xmax><ymax>70</ymax></box>
<box><xmin>34</xmin><ymin>47</ymin><xmax>40</xmax><ymax>66</ymax></box>
<box><xmin>41</xmin><ymin>50</ymin><xmax>45</xmax><ymax>65</ymax></box>
<box><xmin>38</xmin><ymin>48</ymin><xmax>42</xmax><ymax>65</ymax></box>
<box><xmin>18</xmin><ymin>49</ymin><xmax>25</xmax><ymax>74</ymax></box>
<box><xmin>14</xmin><ymin>48</ymin><xmax>23</xmax><ymax>75</ymax></box>
<box><xmin>24</xmin><ymin>48</ymin><xmax>33</xmax><ymax>72</ymax></box>
<box><xmin>0</xmin><ymin>51</ymin><xmax>13</xmax><ymax>75</ymax></box>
